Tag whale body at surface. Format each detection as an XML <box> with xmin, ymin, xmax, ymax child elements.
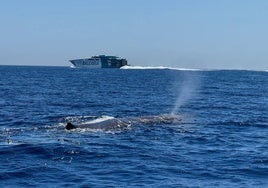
<box><xmin>65</xmin><ymin>114</ymin><xmax>182</xmax><ymax>130</ymax></box>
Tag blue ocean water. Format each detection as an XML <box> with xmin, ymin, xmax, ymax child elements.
<box><xmin>0</xmin><ymin>66</ymin><xmax>267</xmax><ymax>187</ymax></box>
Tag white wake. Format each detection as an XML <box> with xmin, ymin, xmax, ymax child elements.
<box><xmin>120</xmin><ymin>65</ymin><xmax>200</xmax><ymax>71</ymax></box>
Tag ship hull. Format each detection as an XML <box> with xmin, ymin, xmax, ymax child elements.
<box><xmin>70</xmin><ymin>58</ymin><xmax>101</xmax><ymax>68</ymax></box>
<box><xmin>70</xmin><ymin>55</ymin><xmax>127</xmax><ymax>68</ymax></box>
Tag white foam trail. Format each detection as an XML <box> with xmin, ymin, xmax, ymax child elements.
<box><xmin>171</xmin><ymin>72</ymin><xmax>201</xmax><ymax>115</ymax></box>
<box><xmin>120</xmin><ymin>65</ymin><xmax>200</xmax><ymax>71</ymax></box>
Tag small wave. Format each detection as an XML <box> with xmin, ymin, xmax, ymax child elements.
<box><xmin>120</xmin><ymin>65</ymin><xmax>201</xmax><ymax>71</ymax></box>
<box><xmin>70</xmin><ymin>65</ymin><xmax>76</xmax><ymax>69</ymax></box>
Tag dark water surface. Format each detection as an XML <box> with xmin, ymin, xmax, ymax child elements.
<box><xmin>0</xmin><ymin>66</ymin><xmax>267</xmax><ymax>187</ymax></box>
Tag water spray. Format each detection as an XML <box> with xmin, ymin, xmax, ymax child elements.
<box><xmin>171</xmin><ymin>72</ymin><xmax>201</xmax><ymax>115</ymax></box>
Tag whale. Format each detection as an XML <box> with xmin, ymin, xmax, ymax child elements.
<box><xmin>65</xmin><ymin>114</ymin><xmax>181</xmax><ymax>130</ymax></box>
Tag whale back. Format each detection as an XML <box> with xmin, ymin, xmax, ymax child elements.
<box><xmin>65</xmin><ymin>114</ymin><xmax>181</xmax><ymax>130</ymax></box>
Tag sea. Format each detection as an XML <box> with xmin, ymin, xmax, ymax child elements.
<box><xmin>0</xmin><ymin>65</ymin><xmax>267</xmax><ymax>187</ymax></box>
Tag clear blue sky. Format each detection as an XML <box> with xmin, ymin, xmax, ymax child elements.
<box><xmin>1</xmin><ymin>0</ymin><xmax>268</xmax><ymax>69</ymax></box>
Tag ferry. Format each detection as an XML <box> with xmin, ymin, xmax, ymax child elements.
<box><xmin>70</xmin><ymin>55</ymin><xmax>127</xmax><ymax>68</ymax></box>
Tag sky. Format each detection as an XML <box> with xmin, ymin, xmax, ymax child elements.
<box><xmin>0</xmin><ymin>0</ymin><xmax>268</xmax><ymax>70</ymax></box>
